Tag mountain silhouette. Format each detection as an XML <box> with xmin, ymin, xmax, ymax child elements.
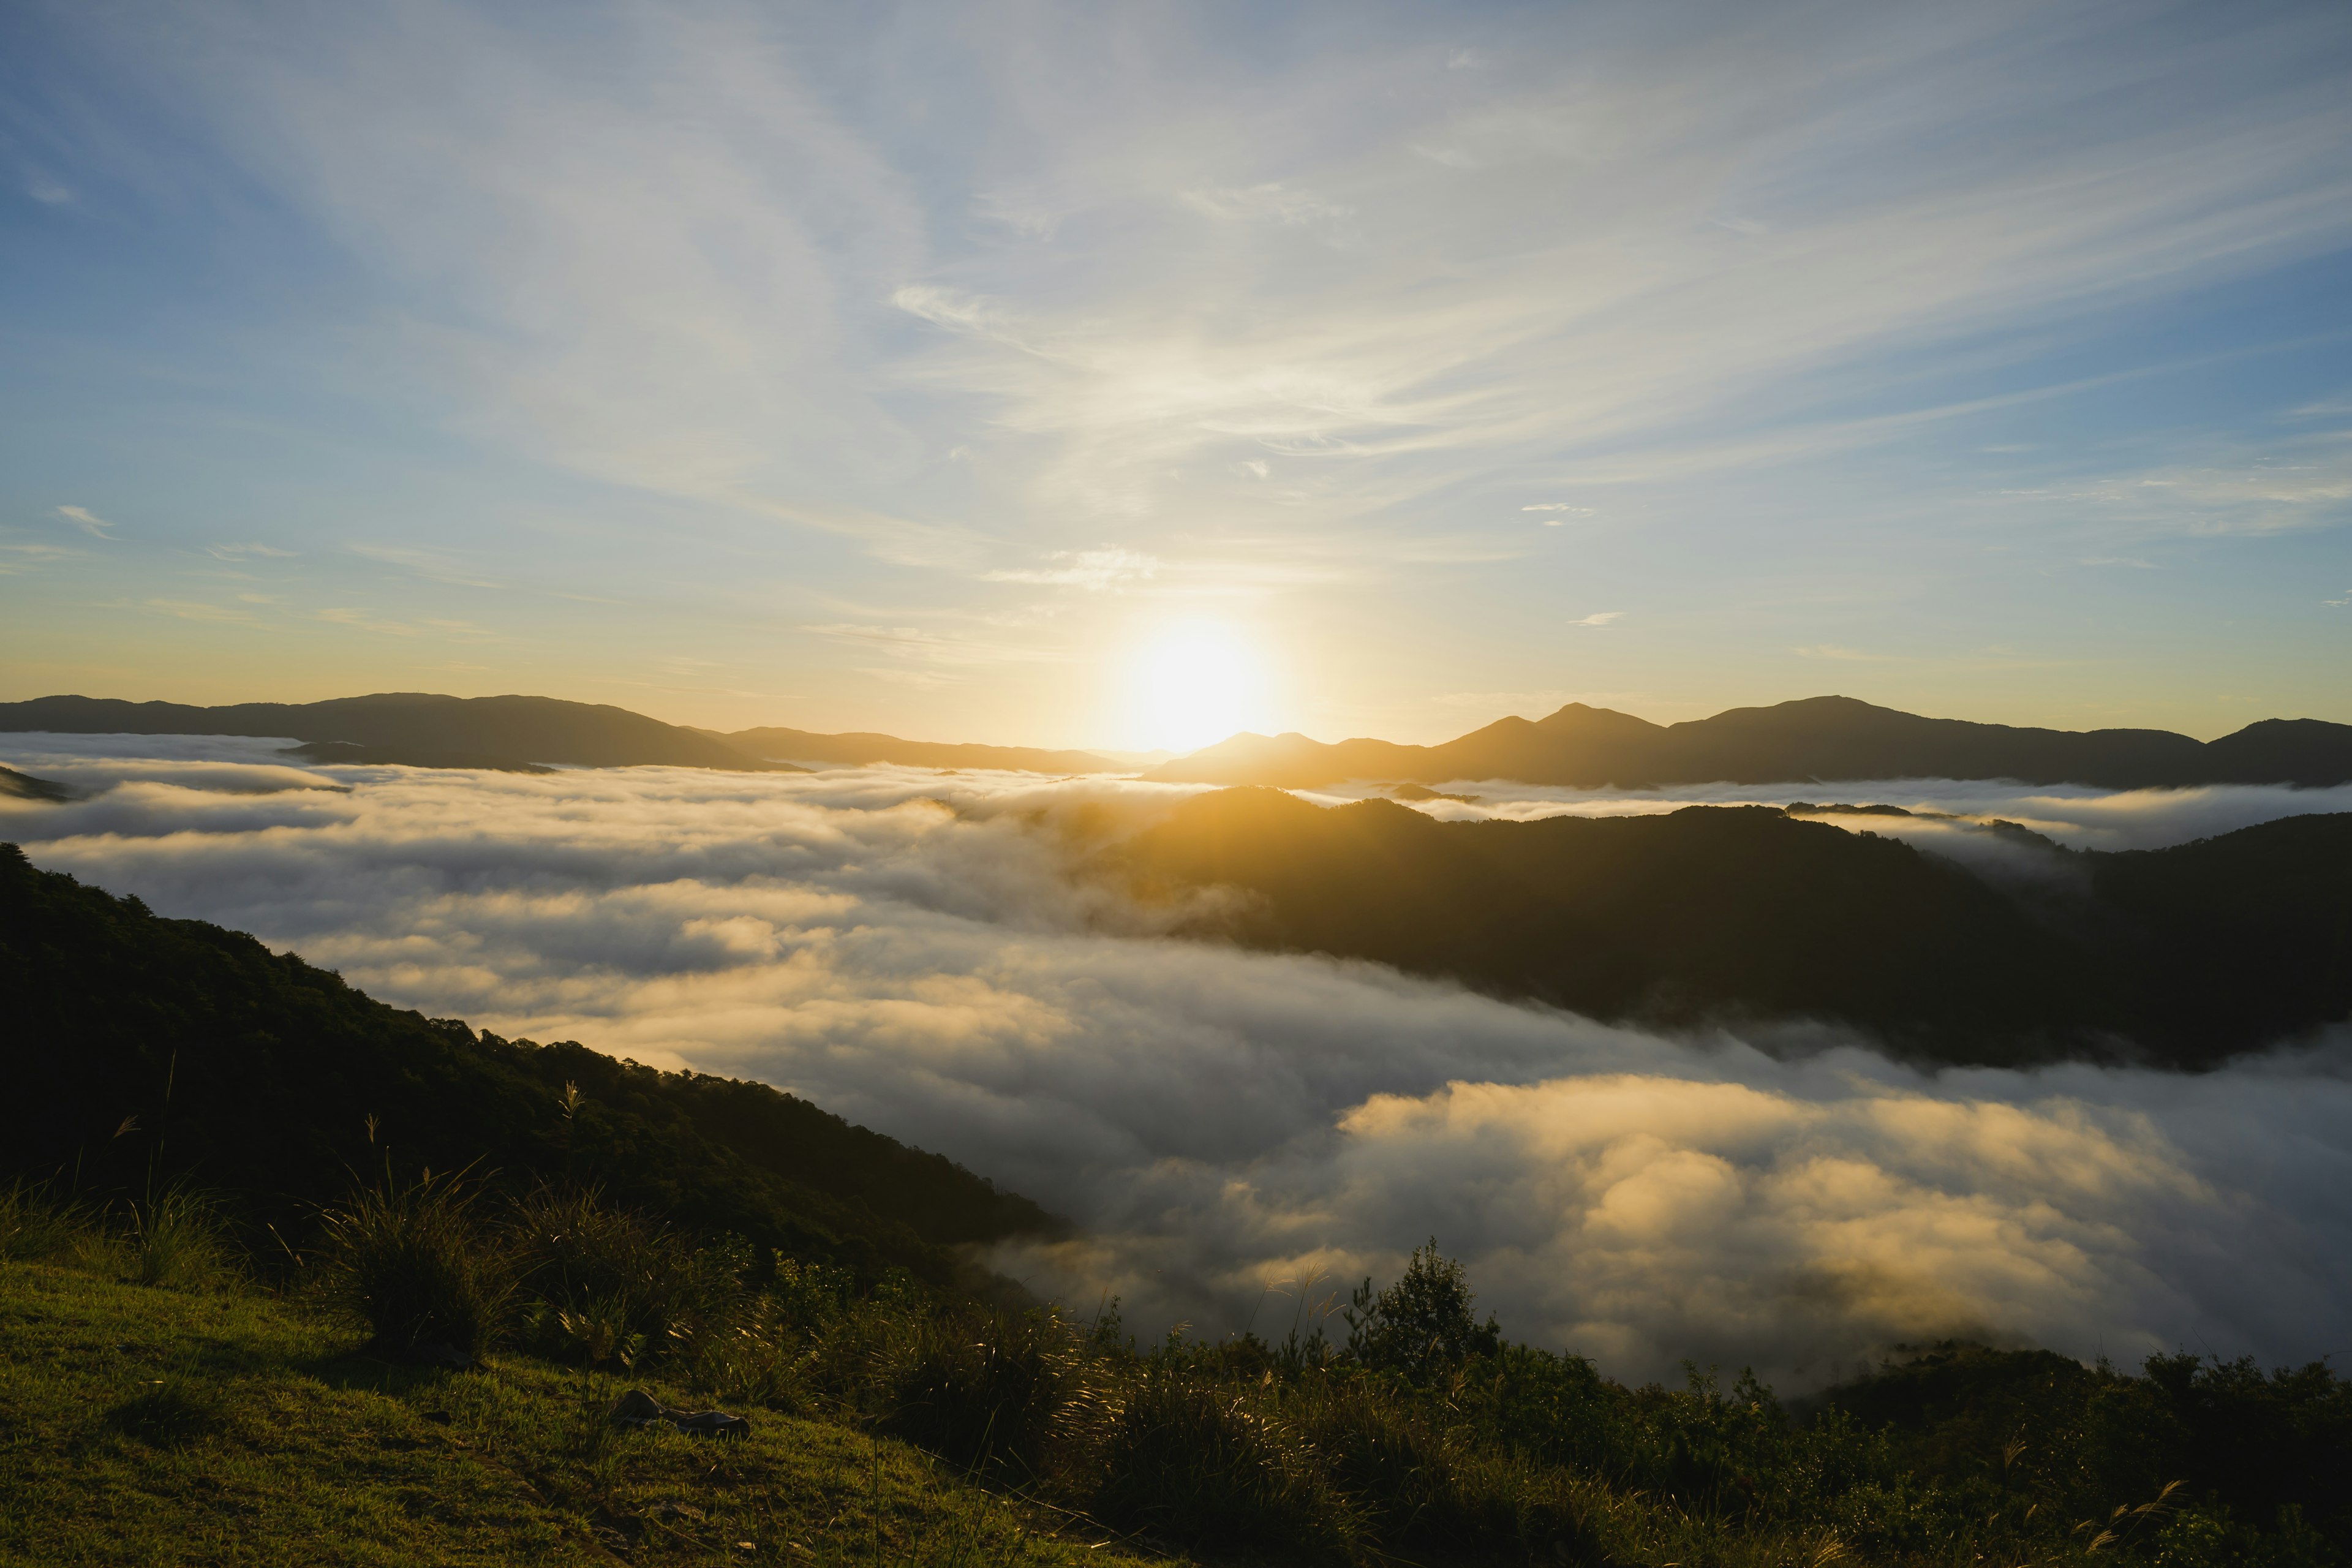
<box><xmin>1144</xmin><ymin>695</ymin><xmax>2352</xmax><ymax>790</ymax></box>
<box><xmin>1120</xmin><ymin>786</ymin><xmax>2352</xmax><ymax>1067</ymax></box>
<box><xmin>723</xmin><ymin>725</ymin><xmax>1115</xmax><ymax>774</ymax></box>
<box><xmin>0</xmin><ymin>693</ymin><xmax>799</xmax><ymax>772</ymax></box>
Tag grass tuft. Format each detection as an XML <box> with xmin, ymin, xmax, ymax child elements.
<box><xmin>886</xmin><ymin>1305</ymin><xmax>1074</xmax><ymax>1477</ymax></box>
<box><xmin>0</xmin><ymin>1178</ymin><xmax>99</xmax><ymax>1262</ymax></box>
<box><xmin>127</xmin><ymin>1182</ymin><xmax>235</xmax><ymax>1291</ymax></box>
<box><xmin>315</xmin><ymin>1167</ymin><xmax>515</xmax><ymax>1359</ymax></box>
<box><xmin>103</xmin><ymin>1374</ymin><xmax>232</xmax><ymax>1448</ymax></box>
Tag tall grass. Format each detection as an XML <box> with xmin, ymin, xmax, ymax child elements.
<box><xmin>0</xmin><ymin>1179</ymin><xmax>97</xmax><ymax>1263</ymax></box>
<box><xmin>127</xmin><ymin>1182</ymin><xmax>234</xmax><ymax>1291</ymax></box>
<box><xmin>1089</xmin><ymin>1361</ymin><xmax>1365</xmax><ymax>1559</ymax></box>
<box><xmin>314</xmin><ymin>1168</ymin><xmax>515</xmax><ymax>1359</ymax></box>
<box><xmin>506</xmin><ymin>1184</ymin><xmax>750</xmax><ymax>1370</ymax></box>
<box><xmin>884</xmin><ymin>1306</ymin><xmax>1076</xmax><ymax>1477</ymax></box>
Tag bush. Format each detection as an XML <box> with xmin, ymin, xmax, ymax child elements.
<box><xmin>315</xmin><ymin>1169</ymin><xmax>514</xmax><ymax>1359</ymax></box>
<box><xmin>886</xmin><ymin>1306</ymin><xmax>1075</xmax><ymax>1477</ymax></box>
<box><xmin>507</xmin><ymin>1185</ymin><xmax>757</xmax><ymax>1371</ymax></box>
<box><xmin>1342</xmin><ymin>1237</ymin><xmax>1499</xmax><ymax>1379</ymax></box>
<box><xmin>1089</xmin><ymin>1362</ymin><xmax>1366</xmax><ymax>1560</ymax></box>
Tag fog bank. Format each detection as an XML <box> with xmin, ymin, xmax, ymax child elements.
<box><xmin>6</xmin><ymin>734</ymin><xmax>2346</xmax><ymax>1386</ymax></box>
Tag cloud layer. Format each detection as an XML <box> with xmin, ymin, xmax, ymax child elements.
<box><xmin>5</xmin><ymin>737</ymin><xmax>2347</xmax><ymax>1386</ymax></box>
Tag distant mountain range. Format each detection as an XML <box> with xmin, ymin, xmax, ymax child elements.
<box><xmin>12</xmin><ymin>690</ymin><xmax>2352</xmax><ymax>789</ymax></box>
<box><xmin>1121</xmin><ymin>787</ymin><xmax>2352</xmax><ymax>1068</ymax></box>
<box><xmin>0</xmin><ymin>693</ymin><xmax>791</xmax><ymax>773</ymax></box>
<box><xmin>1145</xmin><ymin>695</ymin><xmax>2352</xmax><ymax>790</ymax></box>
<box><xmin>0</xmin><ymin>692</ymin><xmax>1126</xmax><ymax>776</ymax></box>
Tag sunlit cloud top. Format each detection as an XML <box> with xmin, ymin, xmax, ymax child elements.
<box><xmin>2</xmin><ymin>1</ymin><xmax>2349</xmax><ymax>746</ymax></box>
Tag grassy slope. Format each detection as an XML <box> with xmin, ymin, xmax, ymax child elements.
<box><xmin>0</xmin><ymin>1259</ymin><xmax>1162</xmax><ymax>1568</ymax></box>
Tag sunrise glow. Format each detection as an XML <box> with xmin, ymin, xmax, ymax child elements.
<box><xmin>1129</xmin><ymin>622</ymin><xmax>1275</xmax><ymax>754</ymax></box>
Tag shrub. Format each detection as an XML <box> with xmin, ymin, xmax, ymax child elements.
<box><xmin>1343</xmin><ymin>1237</ymin><xmax>1499</xmax><ymax>1380</ymax></box>
<box><xmin>507</xmin><ymin>1185</ymin><xmax>755</xmax><ymax>1370</ymax></box>
<box><xmin>1089</xmin><ymin>1362</ymin><xmax>1366</xmax><ymax>1560</ymax></box>
<box><xmin>886</xmin><ymin>1306</ymin><xmax>1074</xmax><ymax>1477</ymax></box>
<box><xmin>315</xmin><ymin>1169</ymin><xmax>514</xmax><ymax>1359</ymax></box>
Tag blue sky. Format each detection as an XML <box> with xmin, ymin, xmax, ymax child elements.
<box><xmin>3</xmin><ymin>0</ymin><xmax>2348</xmax><ymax>749</ymax></box>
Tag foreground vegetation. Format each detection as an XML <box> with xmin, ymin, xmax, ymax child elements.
<box><xmin>4</xmin><ymin>1181</ymin><xmax>2344</xmax><ymax>1568</ymax></box>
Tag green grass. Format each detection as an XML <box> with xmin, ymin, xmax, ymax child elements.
<box><xmin>0</xmin><ymin>1260</ymin><xmax>1167</xmax><ymax>1568</ymax></box>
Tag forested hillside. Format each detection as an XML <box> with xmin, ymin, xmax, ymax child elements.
<box><xmin>0</xmin><ymin>842</ymin><xmax>1053</xmax><ymax>1283</ymax></box>
<box><xmin>1121</xmin><ymin>790</ymin><xmax>2352</xmax><ymax>1066</ymax></box>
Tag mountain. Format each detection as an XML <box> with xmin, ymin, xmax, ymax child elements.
<box><xmin>0</xmin><ymin>693</ymin><xmax>799</xmax><ymax>773</ymax></box>
<box><xmin>0</xmin><ymin>765</ymin><xmax>75</xmax><ymax>802</ymax></box>
<box><xmin>724</xmin><ymin>725</ymin><xmax>1117</xmax><ymax>774</ymax></box>
<box><xmin>0</xmin><ymin>842</ymin><xmax>1053</xmax><ymax>1283</ymax></box>
<box><xmin>1145</xmin><ymin>695</ymin><xmax>2352</xmax><ymax>790</ymax></box>
<box><xmin>1118</xmin><ymin>787</ymin><xmax>2352</xmax><ymax>1067</ymax></box>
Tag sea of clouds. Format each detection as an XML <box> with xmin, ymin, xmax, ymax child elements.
<box><xmin>6</xmin><ymin>733</ymin><xmax>2349</xmax><ymax>1389</ymax></box>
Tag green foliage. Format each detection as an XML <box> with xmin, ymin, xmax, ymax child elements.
<box><xmin>127</xmin><ymin>1182</ymin><xmax>235</xmax><ymax>1291</ymax></box>
<box><xmin>0</xmin><ymin>1177</ymin><xmax>99</xmax><ymax>1262</ymax></box>
<box><xmin>315</xmin><ymin>1168</ymin><xmax>517</xmax><ymax>1358</ymax></box>
<box><xmin>886</xmin><ymin>1306</ymin><xmax>1076</xmax><ymax>1477</ymax></box>
<box><xmin>1089</xmin><ymin>1359</ymin><xmax>1364</xmax><ymax>1559</ymax></box>
<box><xmin>1342</xmin><ymin>1235</ymin><xmax>1500</xmax><ymax>1378</ymax></box>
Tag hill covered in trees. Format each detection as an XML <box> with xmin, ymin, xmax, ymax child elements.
<box><xmin>1146</xmin><ymin>694</ymin><xmax>2352</xmax><ymax>790</ymax></box>
<box><xmin>1120</xmin><ymin>789</ymin><xmax>2352</xmax><ymax>1066</ymax></box>
<box><xmin>0</xmin><ymin>842</ymin><xmax>1052</xmax><ymax>1285</ymax></box>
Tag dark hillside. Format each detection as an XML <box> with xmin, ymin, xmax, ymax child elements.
<box><xmin>1121</xmin><ymin>791</ymin><xmax>2352</xmax><ymax>1066</ymax></box>
<box><xmin>0</xmin><ymin>692</ymin><xmax>796</xmax><ymax>773</ymax></box>
<box><xmin>0</xmin><ymin>843</ymin><xmax>1052</xmax><ymax>1281</ymax></box>
<box><xmin>1146</xmin><ymin>694</ymin><xmax>2352</xmax><ymax>790</ymax></box>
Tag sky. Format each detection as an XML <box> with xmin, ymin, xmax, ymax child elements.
<box><xmin>3</xmin><ymin>0</ymin><xmax>2350</xmax><ymax>752</ymax></box>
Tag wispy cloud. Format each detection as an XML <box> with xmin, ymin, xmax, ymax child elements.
<box><xmin>1794</xmin><ymin>644</ymin><xmax>1895</xmax><ymax>662</ymax></box>
<box><xmin>145</xmin><ymin>597</ymin><xmax>260</xmax><ymax>624</ymax></box>
<box><xmin>56</xmin><ymin>505</ymin><xmax>115</xmax><ymax>539</ymax></box>
<box><xmin>350</xmin><ymin>542</ymin><xmax>498</xmax><ymax>587</ymax></box>
<box><xmin>804</xmin><ymin>622</ymin><xmax>1059</xmax><ymax>669</ymax></box>
<box><xmin>208</xmin><ymin>541</ymin><xmax>296</xmax><ymax>560</ymax></box>
<box><xmin>1570</xmin><ymin>611</ymin><xmax>1621</xmax><ymax>628</ymax></box>
<box><xmin>1181</xmin><ymin>183</ymin><xmax>1353</xmax><ymax>227</ymax></box>
<box><xmin>981</xmin><ymin>548</ymin><xmax>1158</xmax><ymax>591</ymax></box>
<box><xmin>317</xmin><ymin>606</ymin><xmax>492</xmax><ymax>639</ymax></box>
<box><xmin>0</xmin><ymin>538</ymin><xmax>75</xmax><ymax>575</ymax></box>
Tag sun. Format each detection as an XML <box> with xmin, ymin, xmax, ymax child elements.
<box><xmin>1130</xmin><ymin>622</ymin><xmax>1273</xmax><ymax>753</ymax></box>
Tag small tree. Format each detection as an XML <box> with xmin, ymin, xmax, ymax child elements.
<box><xmin>1343</xmin><ymin>1237</ymin><xmax>1500</xmax><ymax>1379</ymax></box>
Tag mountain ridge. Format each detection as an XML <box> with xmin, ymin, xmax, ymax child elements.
<box><xmin>1119</xmin><ymin>786</ymin><xmax>2352</xmax><ymax>1068</ymax></box>
<box><xmin>1145</xmin><ymin>695</ymin><xmax>2352</xmax><ymax>790</ymax></box>
<box><xmin>0</xmin><ymin>692</ymin><xmax>797</xmax><ymax>773</ymax></box>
